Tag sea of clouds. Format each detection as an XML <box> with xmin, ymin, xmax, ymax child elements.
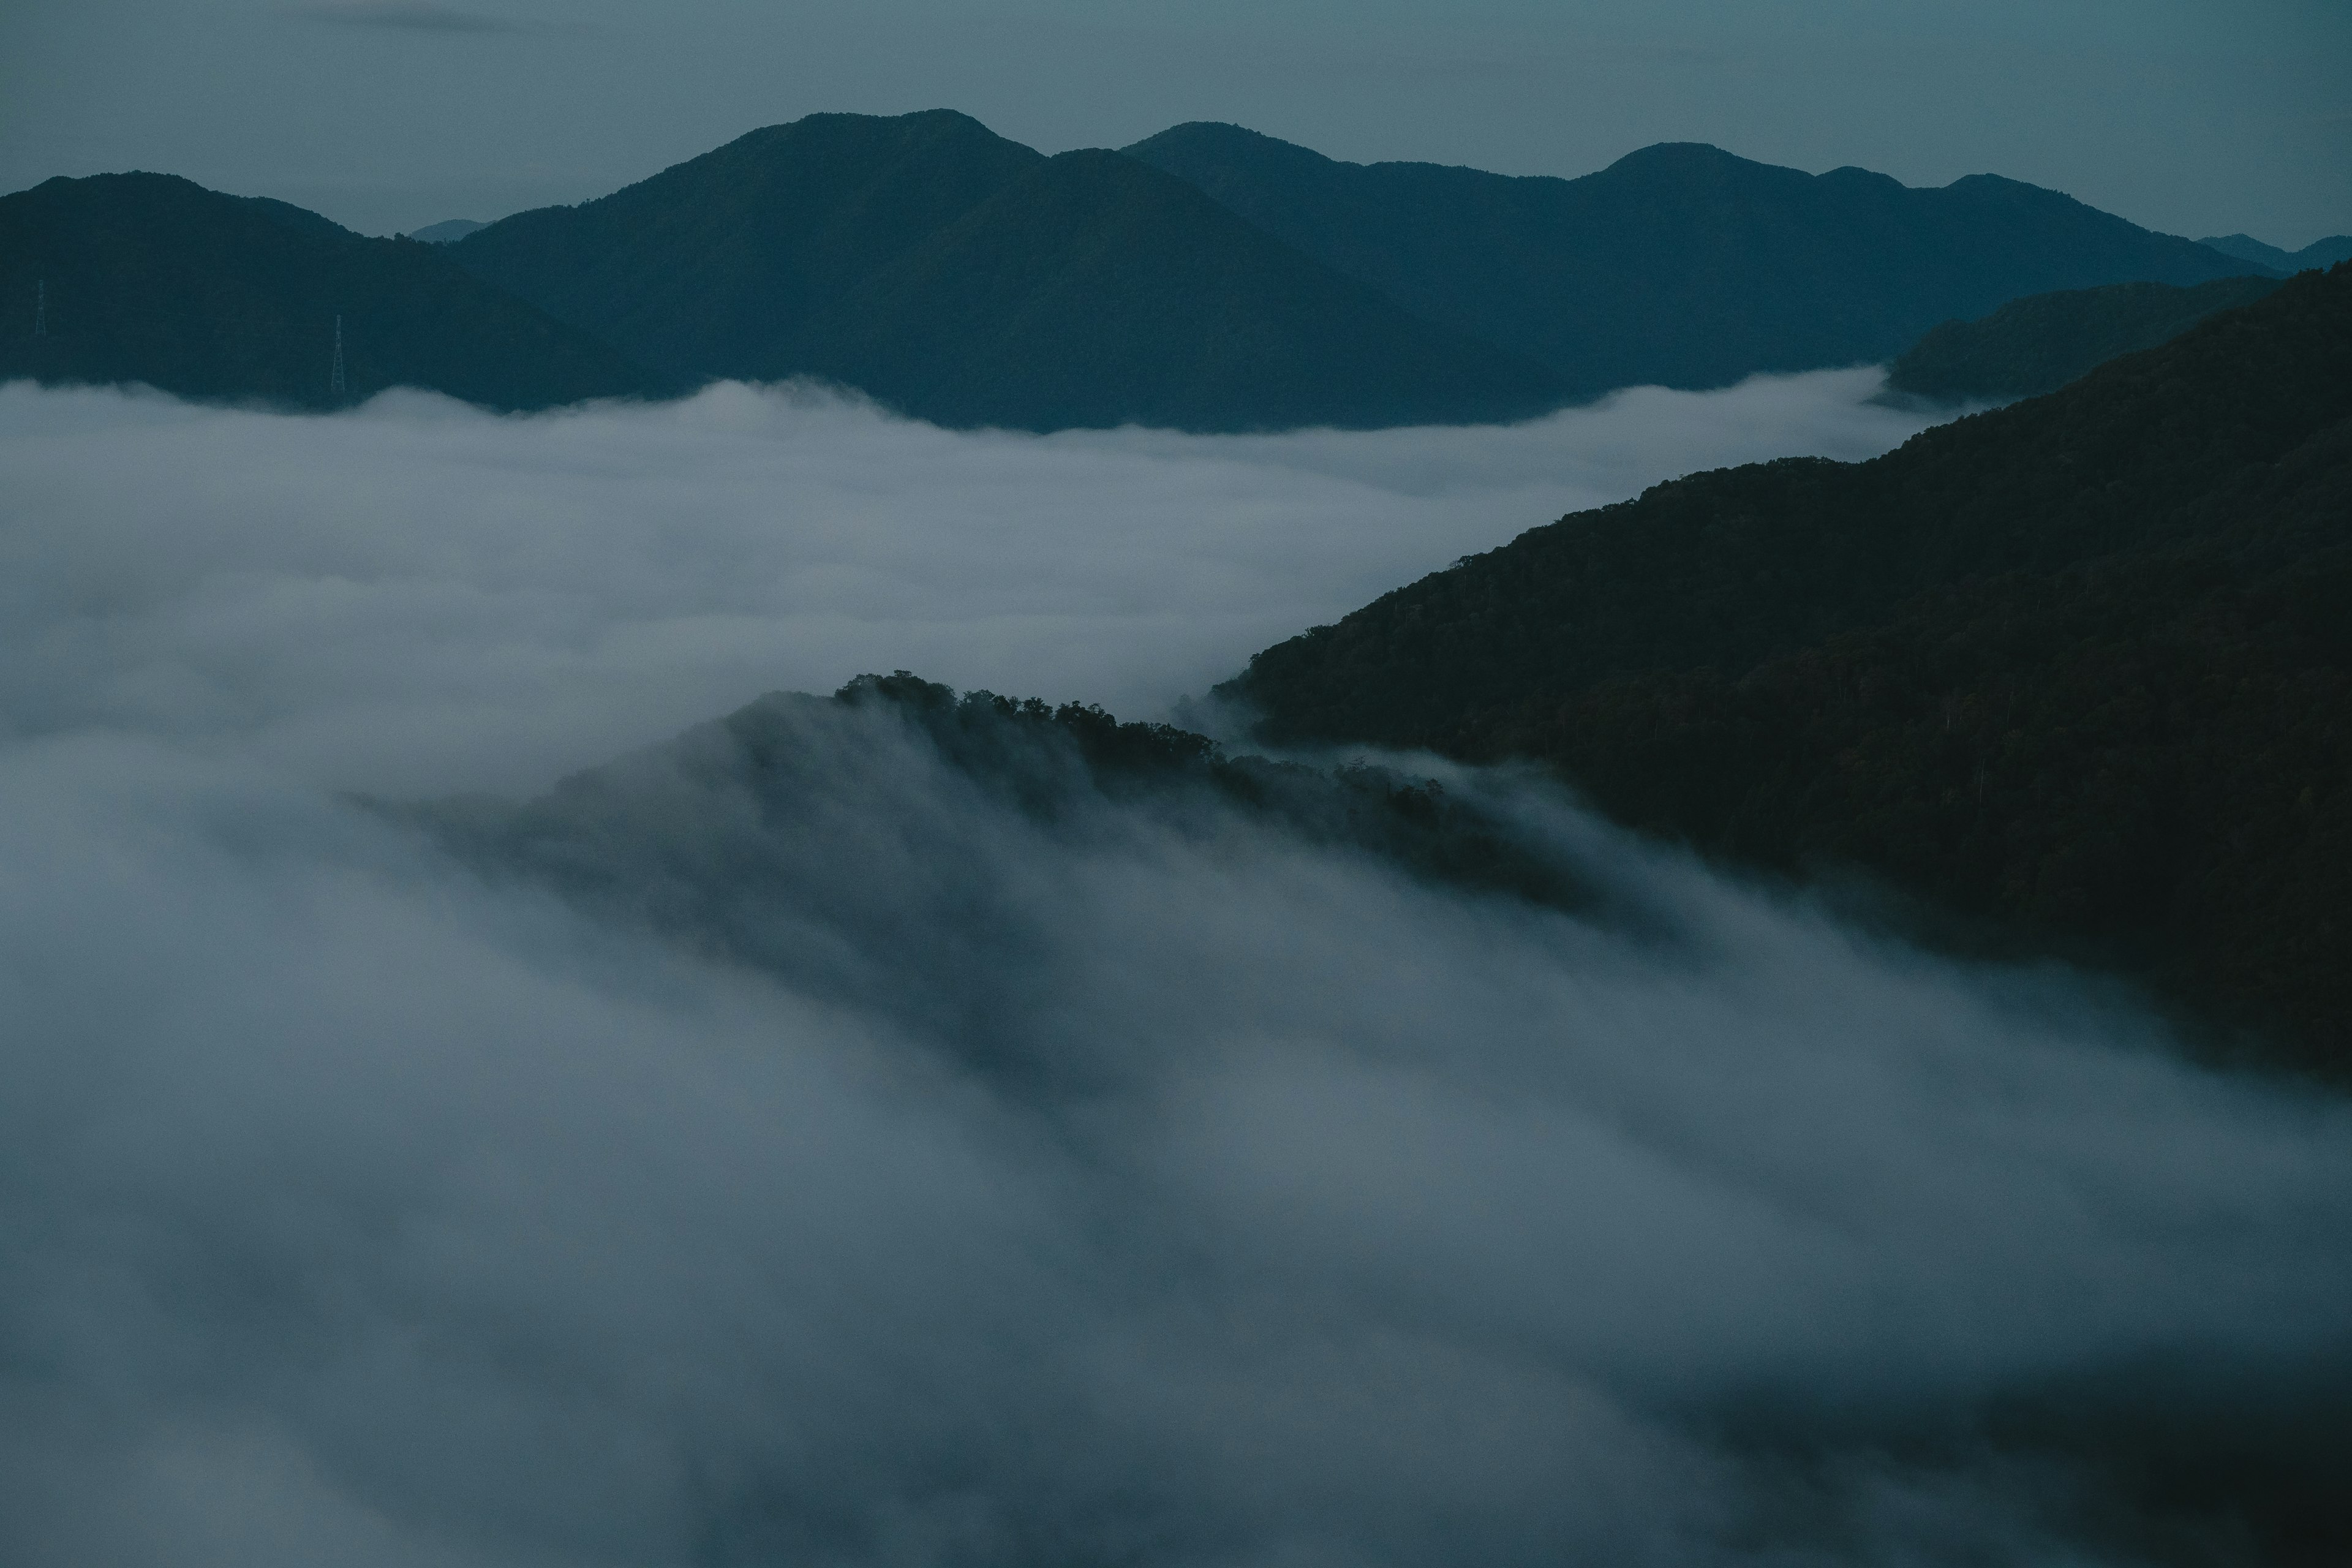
<box><xmin>0</xmin><ymin>369</ymin><xmax>1929</xmax><ymax>794</ymax></box>
<box><xmin>2</xmin><ymin>374</ymin><xmax>2346</xmax><ymax>1568</ymax></box>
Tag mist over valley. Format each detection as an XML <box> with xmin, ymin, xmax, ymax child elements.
<box><xmin>4</xmin><ymin>10</ymin><xmax>2350</xmax><ymax>1561</ymax></box>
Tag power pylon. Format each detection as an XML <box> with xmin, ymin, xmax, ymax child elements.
<box><xmin>330</xmin><ymin>314</ymin><xmax>347</xmax><ymax>399</ymax></box>
<box><xmin>33</xmin><ymin>280</ymin><xmax>46</xmax><ymax>339</ymax></box>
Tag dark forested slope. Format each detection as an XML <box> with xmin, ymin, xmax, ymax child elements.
<box><xmin>1226</xmin><ymin>263</ymin><xmax>2352</xmax><ymax>1072</ymax></box>
<box><xmin>451</xmin><ymin>110</ymin><xmax>1561</xmax><ymax>431</ymax></box>
<box><xmin>1127</xmin><ymin>123</ymin><xmax>2271</xmax><ymax>399</ymax></box>
<box><xmin>1887</xmin><ymin>274</ymin><xmax>2282</xmax><ymax>403</ymax></box>
<box><xmin>0</xmin><ymin>173</ymin><xmax>658</xmax><ymax>410</ymax></box>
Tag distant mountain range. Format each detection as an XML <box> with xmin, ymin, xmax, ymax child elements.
<box><xmin>446</xmin><ymin>111</ymin><xmax>1560</xmax><ymax>432</ymax></box>
<box><xmin>1224</xmin><ymin>261</ymin><xmax>2352</xmax><ymax>1075</ymax></box>
<box><xmin>1886</xmin><ymin>274</ymin><xmax>2282</xmax><ymax>404</ymax></box>
<box><xmin>1125</xmin><ymin>121</ymin><xmax>2266</xmax><ymax>401</ymax></box>
<box><xmin>2200</xmin><ymin>232</ymin><xmax>2352</xmax><ymax>273</ymax></box>
<box><xmin>2</xmin><ymin>111</ymin><xmax>2307</xmax><ymax>426</ymax></box>
<box><xmin>0</xmin><ymin>173</ymin><xmax>658</xmax><ymax>410</ymax></box>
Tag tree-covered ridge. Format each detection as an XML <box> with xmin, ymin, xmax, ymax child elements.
<box><xmin>1888</xmin><ymin>274</ymin><xmax>2282</xmax><ymax>403</ymax></box>
<box><xmin>1224</xmin><ymin>262</ymin><xmax>2352</xmax><ymax>1075</ymax></box>
<box><xmin>410</xmin><ymin>673</ymin><xmax>1630</xmax><ymax>1033</ymax></box>
<box><xmin>0</xmin><ymin>172</ymin><xmax>661</xmax><ymax>411</ymax></box>
<box><xmin>450</xmin><ymin>111</ymin><xmax>1562</xmax><ymax>432</ymax></box>
<box><xmin>1125</xmin><ymin>122</ymin><xmax>2269</xmax><ymax>400</ymax></box>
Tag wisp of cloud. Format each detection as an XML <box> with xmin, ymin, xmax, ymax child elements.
<box><xmin>1</xmin><ymin>376</ymin><xmax>2344</xmax><ymax>1567</ymax></box>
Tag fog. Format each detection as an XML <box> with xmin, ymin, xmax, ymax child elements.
<box><xmin>2</xmin><ymin>376</ymin><xmax>2346</xmax><ymax>1567</ymax></box>
<box><xmin>0</xmin><ymin>370</ymin><xmax>1929</xmax><ymax>795</ymax></box>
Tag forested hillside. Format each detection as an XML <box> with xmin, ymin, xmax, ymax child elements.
<box><xmin>0</xmin><ymin>173</ymin><xmax>659</xmax><ymax>410</ymax></box>
<box><xmin>1887</xmin><ymin>274</ymin><xmax>2281</xmax><ymax>403</ymax></box>
<box><xmin>1126</xmin><ymin>123</ymin><xmax>2270</xmax><ymax>399</ymax></box>
<box><xmin>1226</xmin><ymin>263</ymin><xmax>2352</xmax><ymax>1073</ymax></box>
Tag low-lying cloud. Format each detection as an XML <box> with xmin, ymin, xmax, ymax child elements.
<box><xmin>1</xmin><ymin>375</ymin><xmax>2343</xmax><ymax>1567</ymax></box>
<box><xmin>0</xmin><ymin>371</ymin><xmax>1931</xmax><ymax>796</ymax></box>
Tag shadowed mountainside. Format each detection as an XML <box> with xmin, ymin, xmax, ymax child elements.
<box><xmin>450</xmin><ymin>110</ymin><xmax>1564</xmax><ymax>431</ymax></box>
<box><xmin>1224</xmin><ymin>263</ymin><xmax>2352</xmax><ymax>1075</ymax></box>
<box><xmin>1126</xmin><ymin>122</ymin><xmax>2274</xmax><ymax>399</ymax></box>
<box><xmin>1887</xmin><ymin>274</ymin><xmax>2282</xmax><ymax>404</ymax></box>
<box><xmin>0</xmin><ymin>173</ymin><xmax>660</xmax><ymax>410</ymax></box>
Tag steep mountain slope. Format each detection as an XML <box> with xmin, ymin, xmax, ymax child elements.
<box><xmin>2201</xmin><ymin>232</ymin><xmax>2352</xmax><ymax>273</ymax></box>
<box><xmin>1224</xmin><ymin>263</ymin><xmax>2352</xmax><ymax>1073</ymax></box>
<box><xmin>1127</xmin><ymin>123</ymin><xmax>2271</xmax><ymax>399</ymax></box>
<box><xmin>795</xmin><ymin>149</ymin><xmax>1564</xmax><ymax>430</ymax></box>
<box><xmin>1887</xmin><ymin>274</ymin><xmax>2282</xmax><ymax>403</ymax></box>
<box><xmin>452</xmin><ymin>111</ymin><xmax>1562</xmax><ymax>431</ymax></box>
<box><xmin>451</xmin><ymin>110</ymin><xmax>1046</xmax><ymax>384</ymax></box>
<box><xmin>0</xmin><ymin>173</ymin><xmax>658</xmax><ymax>410</ymax></box>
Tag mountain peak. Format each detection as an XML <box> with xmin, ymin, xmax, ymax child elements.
<box><xmin>1602</xmin><ymin>140</ymin><xmax>1746</xmax><ymax>168</ymax></box>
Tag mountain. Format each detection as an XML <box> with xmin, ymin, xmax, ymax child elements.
<box><xmin>409</xmin><ymin>218</ymin><xmax>485</xmax><ymax>244</ymax></box>
<box><xmin>791</xmin><ymin>148</ymin><xmax>1565</xmax><ymax>431</ymax></box>
<box><xmin>450</xmin><ymin>110</ymin><xmax>1564</xmax><ymax>431</ymax></box>
<box><xmin>2201</xmin><ymin>232</ymin><xmax>2352</xmax><ymax>273</ymax></box>
<box><xmin>1223</xmin><ymin>263</ymin><xmax>2352</xmax><ymax>1075</ymax></box>
<box><xmin>1886</xmin><ymin>274</ymin><xmax>2281</xmax><ymax>404</ymax></box>
<box><xmin>417</xmin><ymin>672</ymin><xmax>1602</xmax><ymax>974</ymax></box>
<box><xmin>0</xmin><ymin>173</ymin><xmax>660</xmax><ymax>410</ymax></box>
<box><xmin>1126</xmin><ymin>123</ymin><xmax>2274</xmax><ymax>399</ymax></box>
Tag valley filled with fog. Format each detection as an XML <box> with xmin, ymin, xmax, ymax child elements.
<box><xmin>0</xmin><ymin>371</ymin><xmax>1930</xmax><ymax>794</ymax></box>
<box><xmin>4</xmin><ymin>374</ymin><xmax>2346</xmax><ymax>1568</ymax></box>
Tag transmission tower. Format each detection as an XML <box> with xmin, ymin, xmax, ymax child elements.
<box><xmin>33</xmin><ymin>280</ymin><xmax>45</xmax><ymax>339</ymax></box>
<box><xmin>330</xmin><ymin>314</ymin><xmax>347</xmax><ymax>399</ymax></box>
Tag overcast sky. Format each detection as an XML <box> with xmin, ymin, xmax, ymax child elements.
<box><xmin>2</xmin><ymin>0</ymin><xmax>2346</xmax><ymax>245</ymax></box>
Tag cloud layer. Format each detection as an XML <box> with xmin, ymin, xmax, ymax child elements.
<box><xmin>0</xmin><ymin>371</ymin><xmax>1931</xmax><ymax>795</ymax></box>
<box><xmin>1</xmin><ymin>377</ymin><xmax>2345</xmax><ymax>1566</ymax></box>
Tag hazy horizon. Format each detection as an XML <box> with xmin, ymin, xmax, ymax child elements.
<box><xmin>3</xmin><ymin>1</ymin><xmax>2346</xmax><ymax>246</ymax></box>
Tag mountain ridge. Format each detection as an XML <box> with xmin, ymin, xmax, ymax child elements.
<box><xmin>1125</xmin><ymin>121</ymin><xmax>2272</xmax><ymax>398</ymax></box>
<box><xmin>1223</xmin><ymin>262</ymin><xmax>2352</xmax><ymax>1074</ymax></box>
<box><xmin>0</xmin><ymin>171</ymin><xmax>661</xmax><ymax>410</ymax></box>
<box><xmin>1886</xmin><ymin>274</ymin><xmax>2283</xmax><ymax>404</ymax></box>
<box><xmin>2200</xmin><ymin>232</ymin><xmax>2352</xmax><ymax>273</ymax></box>
<box><xmin>448</xmin><ymin>110</ymin><xmax>1564</xmax><ymax>431</ymax></box>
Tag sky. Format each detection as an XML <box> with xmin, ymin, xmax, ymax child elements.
<box><xmin>3</xmin><ymin>379</ymin><xmax>2350</xmax><ymax>1565</ymax></box>
<box><xmin>2</xmin><ymin>0</ymin><xmax>2347</xmax><ymax>246</ymax></box>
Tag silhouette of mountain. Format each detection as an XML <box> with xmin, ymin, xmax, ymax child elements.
<box><xmin>9</xmin><ymin>118</ymin><xmax>2321</xmax><ymax>434</ymax></box>
<box><xmin>1126</xmin><ymin>123</ymin><xmax>2271</xmax><ymax>399</ymax></box>
<box><xmin>451</xmin><ymin>110</ymin><xmax>1562</xmax><ymax>431</ymax></box>
<box><xmin>1887</xmin><ymin>274</ymin><xmax>2281</xmax><ymax>404</ymax></box>
<box><xmin>1224</xmin><ymin>263</ymin><xmax>2352</xmax><ymax>1075</ymax></box>
<box><xmin>2201</xmin><ymin>232</ymin><xmax>2352</xmax><ymax>273</ymax></box>
<box><xmin>0</xmin><ymin>173</ymin><xmax>660</xmax><ymax>410</ymax></box>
